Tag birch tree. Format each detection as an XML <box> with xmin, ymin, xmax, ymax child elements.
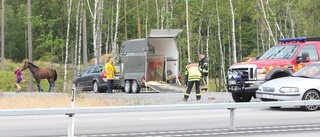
<box><xmin>63</xmin><ymin>0</ymin><xmax>72</xmax><ymax>92</ymax></box>
<box><xmin>217</xmin><ymin>0</ymin><xmax>226</xmax><ymax>90</ymax></box>
<box><xmin>1</xmin><ymin>0</ymin><xmax>4</xmax><ymax>70</ymax></box>
<box><xmin>124</xmin><ymin>0</ymin><xmax>128</xmax><ymax>40</ymax></box>
<box><xmin>156</xmin><ymin>0</ymin><xmax>159</xmax><ymax>29</ymax></box>
<box><xmin>136</xmin><ymin>0</ymin><xmax>141</xmax><ymax>38</ymax></box>
<box><xmin>27</xmin><ymin>0</ymin><xmax>34</xmax><ymax>92</ymax></box>
<box><xmin>145</xmin><ymin>0</ymin><xmax>148</xmax><ymax>37</ymax></box>
<box><xmin>229</xmin><ymin>0</ymin><xmax>237</xmax><ymax>63</ymax></box>
<box><xmin>74</xmin><ymin>1</ymin><xmax>80</xmax><ymax>77</ymax></box>
<box><xmin>113</xmin><ymin>0</ymin><xmax>120</xmax><ymax>58</ymax></box>
<box><xmin>78</xmin><ymin>0</ymin><xmax>83</xmax><ymax>73</ymax></box>
<box><xmin>92</xmin><ymin>0</ymin><xmax>100</xmax><ymax>64</ymax></box>
<box><xmin>82</xmin><ymin>0</ymin><xmax>88</xmax><ymax>67</ymax></box>
<box><xmin>186</xmin><ymin>0</ymin><xmax>191</xmax><ymax>62</ymax></box>
<box><xmin>197</xmin><ymin>0</ymin><xmax>204</xmax><ymax>54</ymax></box>
<box><xmin>258</xmin><ymin>0</ymin><xmax>276</xmax><ymax>45</ymax></box>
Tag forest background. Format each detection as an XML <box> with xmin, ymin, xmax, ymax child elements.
<box><xmin>0</xmin><ymin>0</ymin><xmax>318</xmax><ymax>92</ymax></box>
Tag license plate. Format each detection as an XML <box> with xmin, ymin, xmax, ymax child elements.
<box><xmin>260</xmin><ymin>94</ymin><xmax>274</xmax><ymax>99</ymax></box>
<box><xmin>228</xmin><ymin>80</ymin><xmax>236</xmax><ymax>84</ymax></box>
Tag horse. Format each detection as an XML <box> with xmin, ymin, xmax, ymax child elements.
<box><xmin>21</xmin><ymin>62</ymin><xmax>58</xmax><ymax>92</ymax></box>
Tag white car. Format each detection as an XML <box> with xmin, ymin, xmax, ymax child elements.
<box><xmin>256</xmin><ymin>62</ymin><xmax>320</xmax><ymax>111</ymax></box>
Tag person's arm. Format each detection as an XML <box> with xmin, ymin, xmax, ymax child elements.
<box><xmin>114</xmin><ymin>66</ymin><xmax>119</xmax><ymax>74</ymax></box>
<box><xmin>203</xmin><ymin>61</ymin><xmax>209</xmax><ymax>74</ymax></box>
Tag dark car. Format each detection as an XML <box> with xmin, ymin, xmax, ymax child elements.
<box><xmin>72</xmin><ymin>64</ymin><xmax>122</xmax><ymax>93</ymax></box>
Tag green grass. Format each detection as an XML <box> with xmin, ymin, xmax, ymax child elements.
<box><xmin>1</xmin><ymin>60</ymin><xmax>73</xmax><ymax>92</ymax></box>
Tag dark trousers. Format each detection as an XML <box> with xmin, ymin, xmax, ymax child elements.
<box><xmin>203</xmin><ymin>73</ymin><xmax>208</xmax><ymax>84</ymax></box>
<box><xmin>184</xmin><ymin>80</ymin><xmax>201</xmax><ymax>100</ymax></box>
<box><xmin>107</xmin><ymin>80</ymin><xmax>114</xmax><ymax>93</ymax></box>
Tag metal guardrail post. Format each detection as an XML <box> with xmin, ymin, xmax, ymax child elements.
<box><xmin>66</xmin><ymin>113</ymin><xmax>75</xmax><ymax>137</ymax></box>
<box><xmin>67</xmin><ymin>89</ymin><xmax>76</xmax><ymax>137</ymax></box>
<box><xmin>228</xmin><ymin>108</ymin><xmax>236</xmax><ymax>131</ymax></box>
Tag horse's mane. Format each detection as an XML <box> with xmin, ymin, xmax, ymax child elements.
<box><xmin>27</xmin><ymin>62</ymin><xmax>39</xmax><ymax>68</ymax></box>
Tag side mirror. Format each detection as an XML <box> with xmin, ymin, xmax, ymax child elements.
<box><xmin>256</xmin><ymin>56</ymin><xmax>260</xmax><ymax>60</ymax></box>
<box><xmin>296</xmin><ymin>52</ymin><xmax>310</xmax><ymax>63</ymax></box>
<box><xmin>77</xmin><ymin>73</ymin><xmax>81</xmax><ymax>77</ymax></box>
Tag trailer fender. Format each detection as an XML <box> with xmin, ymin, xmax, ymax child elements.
<box><xmin>265</xmin><ymin>67</ymin><xmax>292</xmax><ymax>81</ymax></box>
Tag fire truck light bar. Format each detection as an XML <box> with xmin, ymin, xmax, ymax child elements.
<box><xmin>279</xmin><ymin>37</ymin><xmax>306</xmax><ymax>43</ymax></box>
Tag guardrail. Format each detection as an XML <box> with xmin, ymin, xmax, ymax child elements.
<box><xmin>1</xmin><ymin>100</ymin><xmax>320</xmax><ymax>137</ymax></box>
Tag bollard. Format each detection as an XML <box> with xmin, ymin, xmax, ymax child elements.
<box><xmin>228</xmin><ymin>108</ymin><xmax>236</xmax><ymax>131</ymax></box>
<box><xmin>67</xmin><ymin>88</ymin><xmax>76</xmax><ymax>137</ymax></box>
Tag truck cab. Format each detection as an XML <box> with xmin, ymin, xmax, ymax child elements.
<box><xmin>120</xmin><ymin>29</ymin><xmax>182</xmax><ymax>93</ymax></box>
<box><xmin>227</xmin><ymin>37</ymin><xmax>320</xmax><ymax>102</ymax></box>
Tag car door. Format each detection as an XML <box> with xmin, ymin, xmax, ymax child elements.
<box><xmin>83</xmin><ymin>67</ymin><xmax>95</xmax><ymax>90</ymax></box>
<box><xmin>76</xmin><ymin>67</ymin><xmax>90</xmax><ymax>90</ymax></box>
<box><xmin>296</xmin><ymin>45</ymin><xmax>319</xmax><ymax>69</ymax></box>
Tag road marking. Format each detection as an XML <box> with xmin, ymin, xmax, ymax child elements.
<box><xmin>140</xmin><ymin>115</ymin><xmax>224</xmax><ymax>120</ymax></box>
<box><xmin>61</xmin><ymin>123</ymin><xmax>320</xmax><ymax>137</ymax></box>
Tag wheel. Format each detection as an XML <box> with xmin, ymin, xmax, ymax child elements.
<box><xmin>124</xmin><ymin>80</ymin><xmax>132</xmax><ymax>93</ymax></box>
<box><xmin>301</xmin><ymin>90</ymin><xmax>320</xmax><ymax>111</ymax></box>
<box><xmin>232</xmin><ymin>93</ymin><xmax>252</xmax><ymax>102</ymax></box>
<box><xmin>131</xmin><ymin>80</ymin><xmax>141</xmax><ymax>93</ymax></box>
<box><xmin>93</xmin><ymin>81</ymin><xmax>101</xmax><ymax>93</ymax></box>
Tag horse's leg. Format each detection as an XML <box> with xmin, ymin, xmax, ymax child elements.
<box><xmin>47</xmin><ymin>79</ymin><xmax>52</xmax><ymax>92</ymax></box>
<box><xmin>37</xmin><ymin>79</ymin><xmax>43</xmax><ymax>92</ymax></box>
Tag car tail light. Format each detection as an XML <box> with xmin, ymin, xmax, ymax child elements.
<box><xmin>102</xmin><ymin>71</ymin><xmax>106</xmax><ymax>78</ymax></box>
<box><xmin>141</xmin><ymin>76</ymin><xmax>145</xmax><ymax>85</ymax></box>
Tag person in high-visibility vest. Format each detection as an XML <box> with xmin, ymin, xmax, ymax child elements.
<box><xmin>183</xmin><ymin>62</ymin><xmax>202</xmax><ymax>101</ymax></box>
<box><xmin>199</xmin><ymin>53</ymin><xmax>209</xmax><ymax>92</ymax></box>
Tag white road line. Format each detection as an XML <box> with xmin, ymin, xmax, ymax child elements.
<box><xmin>140</xmin><ymin>115</ymin><xmax>223</xmax><ymax>120</ymax></box>
<box><xmin>77</xmin><ymin>123</ymin><xmax>320</xmax><ymax>137</ymax></box>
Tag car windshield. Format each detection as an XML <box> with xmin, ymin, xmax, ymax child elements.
<box><xmin>292</xmin><ymin>63</ymin><xmax>320</xmax><ymax>79</ymax></box>
<box><xmin>259</xmin><ymin>45</ymin><xmax>299</xmax><ymax>60</ymax></box>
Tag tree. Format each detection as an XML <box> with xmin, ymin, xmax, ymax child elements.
<box><xmin>82</xmin><ymin>0</ymin><xmax>88</xmax><ymax>67</ymax></box>
<box><xmin>186</xmin><ymin>0</ymin><xmax>190</xmax><ymax>62</ymax></box>
<box><xmin>27</xmin><ymin>0</ymin><xmax>33</xmax><ymax>92</ymax></box>
<box><xmin>229</xmin><ymin>0</ymin><xmax>237</xmax><ymax>63</ymax></box>
<box><xmin>63</xmin><ymin>0</ymin><xmax>72</xmax><ymax>92</ymax></box>
<box><xmin>113</xmin><ymin>0</ymin><xmax>120</xmax><ymax>58</ymax></box>
<box><xmin>1</xmin><ymin>0</ymin><xmax>4</xmax><ymax>70</ymax></box>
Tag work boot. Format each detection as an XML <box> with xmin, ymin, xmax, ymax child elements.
<box><xmin>196</xmin><ymin>96</ymin><xmax>201</xmax><ymax>101</ymax></box>
<box><xmin>182</xmin><ymin>98</ymin><xmax>187</xmax><ymax>102</ymax></box>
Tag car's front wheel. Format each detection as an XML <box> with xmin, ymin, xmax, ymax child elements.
<box><xmin>93</xmin><ymin>81</ymin><xmax>101</xmax><ymax>93</ymax></box>
<box><xmin>232</xmin><ymin>93</ymin><xmax>252</xmax><ymax>102</ymax></box>
<box><xmin>301</xmin><ymin>90</ymin><xmax>320</xmax><ymax>111</ymax></box>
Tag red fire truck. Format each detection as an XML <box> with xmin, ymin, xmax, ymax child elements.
<box><xmin>226</xmin><ymin>37</ymin><xmax>320</xmax><ymax>102</ymax></box>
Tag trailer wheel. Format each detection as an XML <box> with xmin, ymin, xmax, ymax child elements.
<box><xmin>124</xmin><ymin>80</ymin><xmax>132</xmax><ymax>93</ymax></box>
<box><xmin>131</xmin><ymin>80</ymin><xmax>141</xmax><ymax>93</ymax></box>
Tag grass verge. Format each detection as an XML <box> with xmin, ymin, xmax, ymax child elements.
<box><xmin>0</xmin><ymin>93</ymin><xmax>126</xmax><ymax>109</ymax></box>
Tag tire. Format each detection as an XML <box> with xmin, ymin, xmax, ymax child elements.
<box><xmin>131</xmin><ymin>80</ymin><xmax>141</xmax><ymax>93</ymax></box>
<box><xmin>301</xmin><ymin>90</ymin><xmax>320</xmax><ymax>111</ymax></box>
<box><xmin>124</xmin><ymin>80</ymin><xmax>132</xmax><ymax>93</ymax></box>
<box><xmin>93</xmin><ymin>81</ymin><xmax>100</xmax><ymax>93</ymax></box>
<box><xmin>232</xmin><ymin>93</ymin><xmax>252</xmax><ymax>102</ymax></box>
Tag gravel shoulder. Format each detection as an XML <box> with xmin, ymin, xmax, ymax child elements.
<box><xmin>2</xmin><ymin>91</ymin><xmax>261</xmax><ymax>106</ymax></box>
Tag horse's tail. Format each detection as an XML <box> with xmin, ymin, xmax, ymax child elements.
<box><xmin>53</xmin><ymin>69</ymin><xmax>58</xmax><ymax>81</ymax></box>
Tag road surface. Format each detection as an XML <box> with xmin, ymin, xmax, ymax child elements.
<box><xmin>0</xmin><ymin>105</ymin><xmax>320</xmax><ymax>136</ymax></box>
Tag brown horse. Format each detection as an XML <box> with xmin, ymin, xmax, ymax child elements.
<box><xmin>21</xmin><ymin>62</ymin><xmax>58</xmax><ymax>92</ymax></box>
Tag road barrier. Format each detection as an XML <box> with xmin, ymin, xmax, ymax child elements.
<box><xmin>1</xmin><ymin>100</ymin><xmax>320</xmax><ymax>136</ymax></box>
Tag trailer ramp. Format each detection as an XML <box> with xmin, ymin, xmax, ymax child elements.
<box><xmin>147</xmin><ymin>81</ymin><xmax>186</xmax><ymax>93</ymax></box>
